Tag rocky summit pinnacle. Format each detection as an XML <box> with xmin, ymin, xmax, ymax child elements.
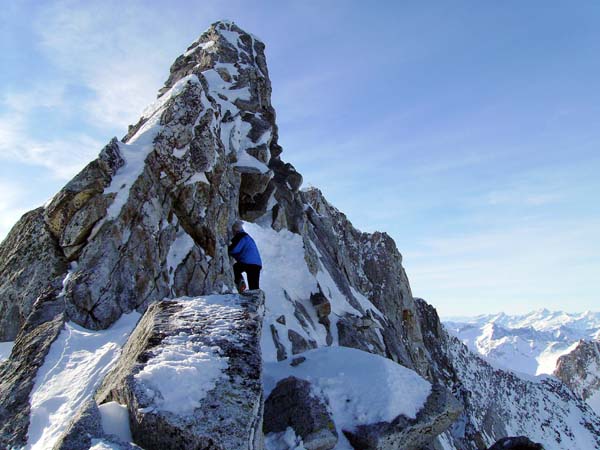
<box><xmin>1</xmin><ymin>21</ymin><xmax>599</xmax><ymax>450</ymax></box>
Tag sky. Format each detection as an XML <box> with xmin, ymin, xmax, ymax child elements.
<box><xmin>1</xmin><ymin>0</ymin><xmax>599</xmax><ymax>317</ymax></box>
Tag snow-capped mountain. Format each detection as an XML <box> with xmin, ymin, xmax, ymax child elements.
<box><xmin>0</xmin><ymin>21</ymin><xmax>599</xmax><ymax>450</ymax></box>
<box><xmin>444</xmin><ymin>309</ymin><xmax>600</xmax><ymax>375</ymax></box>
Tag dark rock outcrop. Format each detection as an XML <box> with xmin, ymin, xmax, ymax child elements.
<box><xmin>264</xmin><ymin>376</ymin><xmax>337</xmax><ymax>450</ymax></box>
<box><xmin>0</xmin><ymin>207</ymin><xmax>67</xmax><ymax>341</ymax></box>
<box><xmin>487</xmin><ymin>436</ymin><xmax>545</xmax><ymax>450</ymax></box>
<box><xmin>554</xmin><ymin>339</ymin><xmax>600</xmax><ymax>405</ymax></box>
<box><xmin>0</xmin><ymin>300</ymin><xmax>65</xmax><ymax>448</ymax></box>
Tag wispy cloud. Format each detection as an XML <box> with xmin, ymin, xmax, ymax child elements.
<box><xmin>404</xmin><ymin>219</ymin><xmax>600</xmax><ymax>315</ymax></box>
<box><xmin>0</xmin><ymin>110</ymin><xmax>104</xmax><ymax>179</ymax></box>
<box><xmin>0</xmin><ymin>180</ymin><xmax>29</xmax><ymax>238</ymax></box>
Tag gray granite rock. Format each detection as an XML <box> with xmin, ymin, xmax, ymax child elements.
<box><xmin>344</xmin><ymin>384</ymin><xmax>462</xmax><ymax>450</ymax></box>
<box><xmin>0</xmin><ymin>307</ymin><xmax>65</xmax><ymax>448</ymax></box>
<box><xmin>53</xmin><ymin>399</ymin><xmax>103</xmax><ymax>450</ymax></box>
<box><xmin>96</xmin><ymin>291</ymin><xmax>265</xmax><ymax>450</ymax></box>
<box><xmin>264</xmin><ymin>376</ymin><xmax>337</xmax><ymax>450</ymax></box>
<box><xmin>0</xmin><ymin>207</ymin><xmax>68</xmax><ymax>341</ymax></box>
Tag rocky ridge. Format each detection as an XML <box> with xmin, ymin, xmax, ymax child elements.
<box><xmin>554</xmin><ymin>339</ymin><xmax>600</xmax><ymax>414</ymax></box>
<box><xmin>0</xmin><ymin>20</ymin><xmax>598</xmax><ymax>450</ymax></box>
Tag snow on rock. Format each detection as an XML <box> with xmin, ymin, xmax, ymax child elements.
<box><xmin>133</xmin><ymin>297</ymin><xmax>240</xmax><ymax>415</ymax></box>
<box><xmin>98</xmin><ymin>401</ymin><xmax>133</xmax><ymax>443</ymax></box>
<box><xmin>265</xmin><ymin>427</ymin><xmax>308</xmax><ymax>450</ymax></box>
<box><xmin>26</xmin><ymin>311</ymin><xmax>140</xmax><ymax>450</ymax></box>
<box><xmin>245</xmin><ymin>221</ymin><xmax>384</xmax><ymax>363</ymax></box>
<box><xmin>0</xmin><ymin>340</ymin><xmax>14</xmax><ymax>361</ymax></box>
<box><xmin>96</xmin><ymin>291</ymin><xmax>265</xmax><ymax>450</ymax></box>
<box><xmin>165</xmin><ymin>230</ymin><xmax>196</xmax><ymax>289</ymax></box>
<box><xmin>264</xmin><ymin>346</ymin><xmax>432</xmax><ymax>449</ymax></box>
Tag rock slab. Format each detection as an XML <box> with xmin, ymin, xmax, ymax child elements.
<box><xmin>96</xmin><ymin>290</ymin><xmax>265</xmax><ymax>450</ymax></box>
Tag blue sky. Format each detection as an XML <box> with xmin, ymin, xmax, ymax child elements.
<box><xmin>1</xmin><ymin>1</ymin><xmax>599</xmax><ymax>316</ymax></box>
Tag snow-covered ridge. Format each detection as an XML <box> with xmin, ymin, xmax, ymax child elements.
<box><xmin>444</xmin><ymin>309</ymin><xmax>600</xmax><ymax>376</ymax></box>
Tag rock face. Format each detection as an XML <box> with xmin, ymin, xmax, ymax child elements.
<box><xmin>554</xmin><ymin>339</ymin><xmax>600</xmax><ymax>411</ymax></box>
<box><xmin>0</xmin><ymin>294</ymin><xmax>65</xmax><ymax>448</ymax></box>
<box><xmin>0</xmin><ymin>207</ymin><xmax>67</xmax><ymax>341</ymax></box>
<box><xmin>96</xmin><ymin>291</ymin><xmax>265</xmax><ymax>450</ymax></box>
<box><xmin>0</xmin><ymin>21</ymin><xmax>277</xmax><ymax>448</ymax></box>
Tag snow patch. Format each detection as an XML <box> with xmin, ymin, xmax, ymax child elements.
<box><xmin>98</xmin><ymin>401</ymin><xmax>132</xmax><ymax>443</ymax></box>
<box><xmin>265</xmin><ymin>427</ymin><xmax>307</xmax><ymax>450</ymax></box>
<box><xmin>133</xmin><ymin>295</ymin><xmax>247</xmax><ymax>415</ymax></box>
<box><xmin>166</xmin><ymin>231</ymin><xmax>196</xmax><ymax>287</ymax></box>
<box><xmin>26</xmin><ymin>312</ymin><xmax>140</xmax><ymax>450</ymax></box>
<box><xmin>264</xmin><ymin>347</ymin><xmax>431</xmax><ymax>450</ymax></box>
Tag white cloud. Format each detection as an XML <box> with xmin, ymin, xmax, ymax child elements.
<box><xmin>0</xmin><ymin>112</ymin><xmax>103</xmax><ymax>179</ymax></box>
<box><xmin>33</xmin><ymin>0</ymin><xmax>181</xmax><ymax>129</ymax></box>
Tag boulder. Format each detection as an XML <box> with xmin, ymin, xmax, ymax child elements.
<box><xmin>344</xmin><ymin>384</ymin><xmax>463</xmax><ymax>450</ymax></box>
<box><xmin>487</xmin><ymin>436</ymin><xmax>545</xmax><ymax>450</ymax></box>
<box><xmin>96</xmin><ymin>291</ymin><xmax>265</xmax><ymax>450</ymax></box>
<box><xmin>264</xmin><ymin>376</ymin><xmax>337</xmax><ymax>450</ymax></box>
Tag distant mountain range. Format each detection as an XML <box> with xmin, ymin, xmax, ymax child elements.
<box><xmin>444</xmin><ymin>309</ymin><xmax>600</xmax><ymax>414</ymax></box>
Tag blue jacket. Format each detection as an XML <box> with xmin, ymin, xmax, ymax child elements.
<box><xmin>228</xmin><ymin>232</ymin><xmax>262</xmax><ymax>266</ymax></box>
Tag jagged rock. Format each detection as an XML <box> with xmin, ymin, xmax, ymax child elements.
<box><xmin>96</xmin><ymin>291</ymin><xmax>265</xmax><ymax>450</ymax></box>
<box><xmin>270</xmin><ymin>324</ymin><xmax>288</xmax><ymax>361</ymax></box>
<box><xmin>53</xmin><ymin>399</ymin><xmax>103</xmax><ymax>450</ymax></box>
<box><xmin>344</xmin><ymin>384</ymin><xmax>462</xmax><ymax>450</ymax></box>
<box><xmin>336</xmin><ymin>314</ymin><xmax>387</xmax><ymax>357</ymax></box>
<box><xmin>300</xmin><ymin>187</ymin><xmax>430</xmax><ymax>375</ymax></box>
<box><xmin>487</xmin><ymin>436</ymin><xmax>545</xmax><ymax>450</ymax></box>
<box><xmin>310</xmin><ymin>291</ymin><xmax>331</xmax><ymax>322</ymax></box>
<box><xmin>0</xmin><ymin>309</ymin><xmax>65</xmax><ymax>448</ymax></box>
<box><xmin>0</xmin><ymin>207</ymin><xmax>68</xmax><ymax>341</ymax></box>
<box><xmin>554</xmin><ymin>339</ymin><xmax>600</xmax><ymax>404</ymax></box>
<box><xmin>288</xmin><ymin>329</ymin><xmax>317</xmax><ymax>355</ymax></box>
<box><xmin>263</xmin><ymin>376</ymin><xmax>337</xmax><ymax>450</ymax></box>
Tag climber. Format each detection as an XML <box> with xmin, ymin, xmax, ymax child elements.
<box><xmin>228</xmin><ymin>220</ymin><xmax>262</xmax><ymax>292</ymax></box>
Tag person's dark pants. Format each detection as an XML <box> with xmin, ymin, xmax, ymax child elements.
<box><xmin>233</xmin><ymin>262</ymin><xmax>261</xmax><ymax>290</ymax></box>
